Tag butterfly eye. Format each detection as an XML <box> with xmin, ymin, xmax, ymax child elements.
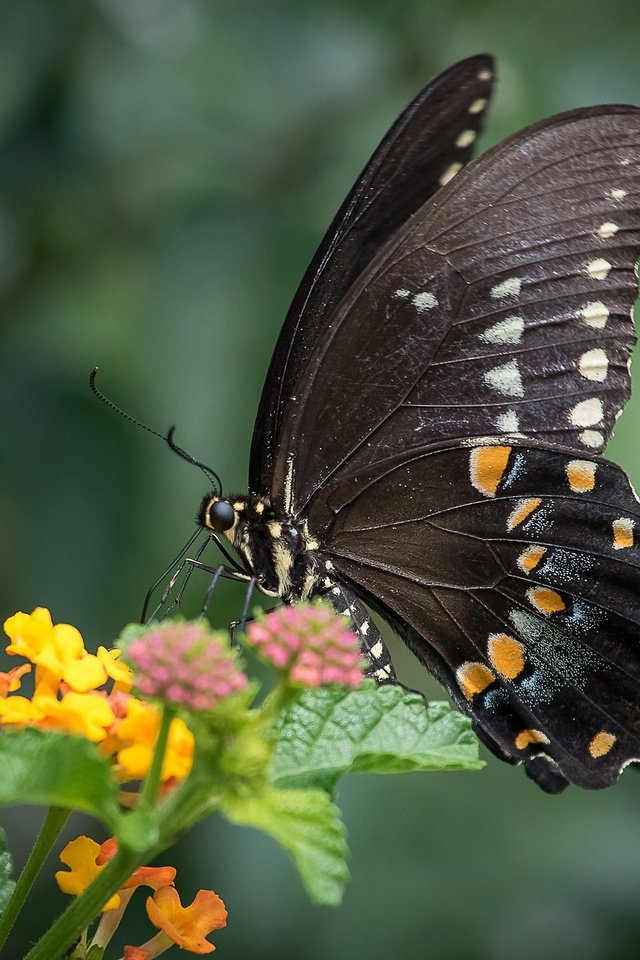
<box><xmin>208</xmin><ymin>500</ymin><xmax>235</xmax><ymax>532</ymax></box>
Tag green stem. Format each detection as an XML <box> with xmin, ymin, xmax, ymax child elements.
<box><xmin>0</xmin><ymin>805</ymin><xmax>70</xmax><ymax>952</ymax></box>
<box><xmin>139</xmin><ymin>704</ymin><xmax>175</xmax><ymax>810</ymax></box>
<box><xmin>23</xmin><ymin>847</ymin><xmax>140</xmax><ymax>960</ymax></box>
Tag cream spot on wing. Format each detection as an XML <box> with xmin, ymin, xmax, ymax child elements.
<box><xmin>586</xmin><ymin>258</ymin><xmax>611</xmax><ymax>280</ymax></box>
<box><xmin>579</xmin><ymin>301</ymin><xmax>609</xmax><ymax>329</ymax></box>
<box><xmin>620</xmin><ymin>158</ymin><xmax>631</xmax><ymax>166</ymax></box>
<box><xmin>579</xmin><ymin>429</ymin><xmax>604</xmax><ymax>448</ymax></box>
<box><xmin>565</xmin><ymin>459</ymin><xmax>597</xmax><ymax>492</ymax></box>
<box><xmin>612</xmin><ymin>517</ymin><xmax>635</xmax><ymax>549</ymax></box>
<box><xmin>496</xmin><ymin>409</ymin><xmax>520</xmax><ymax>432</ymax></box>
<box><xmin>412</xmin><ymin>291</ymin><xmax>438</xmax><ymax>311</ymax></box>
<box><xmin>589</xmin><ymin>731</ymin><xmax>616</xmax><ymax>757</ymax></box>
<box><xmin>480</xmin><ymin>315</ymin><xmax>524</xmax><ymax>344</ymax></box>
<box><xmin>283</xmin><ymin>454</ymin><xmax>295</xmax><ymax>514</ymax></box>
<box><xmin>394</xmin><ymin>288</ymin><xmax>411</xmax><ymax>299</ymax></box>
<box><xmin>487</xmin><ymin>633</ymin><xmax>525</xmax><ymax>680</ymax></box>
<box><xmin>370</xmin><ymin>641</ymin><xmax>384</xmax><ymax>659</ymax></box>
<box><xmin>477</xmin><ymin>68</ymin><xmax>493</xmax><ymax>80</ymax></box>
<box><xmin>597</xmin><ymin>221</ymin><xmax>619</xmax><ymax>238</ymax></box>
<box><xmin>610</xmin><ymin>188</ymin><xmax>627</xmax><ymax>200</ymax></box>
<box><xmin>360</xmin><ymin>620</ymin><xmax>370</xmax><ymax>636</ymax></box>
<box><xmin>515</xmin><ymin>729</ymin><xmax>550</xmax><ymax>749</ymax></box>
<box><xmin>455</xmin><ymin>129</ymin><xmax>477</xmax><ymax>148</ymax></box>
<box><xmin>439</xmin><ymin>162</ymin><xmax>462</xmax><ymax>186</ymax></box>
<box><xmin>469</xmin><ymin>445</ymin><xmax>512</xmax><ymax>497</ymax></box>
<box><xmin>517</xmin><ymin>545</ymin><xmax>547</xmax><ymax>574</ymax></box>
<box><xmin>456</xmin><ymin>661</ymin><xmax>495</xmax><ymax>699</ymax></box>
<box><xmin>491</xmin><ymin>278</ymin><xmax>521</xmax><ymax>299</ymax></box>
<box><xmin>483</xmin><ymin>360</ymin><xmax>524</xmax><ymax>397</ymax></box>
<box><xmin>468</xmin><ymin>97</ymin><xmax>487</xmax><ymax>114</ymax></box>
<box><xmin>578</xmin><ymin>348</ymin><xmax>608</xmax><ymax>382</ymax></box>
<box><xmin>569</xmin><ymin>398</ymin><xmax>603</xmax><ymax>427</ymax></box>
<box><xmin>527</xmin><ymin>587</ymin><xmax>566</xmax><ymax>615</ymax></box>
<box><xmin>507</xmin><ymin>498</ymin><xmax>542</xmax><ymax>531</ymax></box>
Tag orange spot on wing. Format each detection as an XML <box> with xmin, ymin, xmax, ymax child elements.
<box><xmin>612</xmin><ymin>517</ymin><xmax>634</xmax><ymax>550</ymax></box>
<box><xmin>507</xmin><ymin>498</ymin><xmax>542</xmax><ymax>531</ymax></box>
<box><xmin>515</xmin><ymin>728</ymin><xmax>550</xmax><ymax>750</ymax></box>
<box><xmin>487</xmin><ymin>633</ymin><xmax>525</xmax><ymax>680</ymax></box>
<box><xmin>589</xmin><ymin>731</ymin><xmax>616</xmax><ymax>758</ymax></box>
<box><xmin>565</xmin><ymin>459</ymin><xmax>596</xmax><ymax>493</ymax></box>
<box><xmin>517</xmin><ymin>545</ymin><xmax>547</xmax><ymax>573</ymax></box>
<box><xmin>456</xmin><ymin>661</ymin><xmax>495</xmax><ymax>700</ymax></box>
<box><xmin>469</xmin><ymin>445</ymin><xmax>512</xmax><ymax>497</ymax></box>
<box><xmin>527</xmin><ymin>587</ymin><xmax>566</xmax><ymax>615</ymax></box>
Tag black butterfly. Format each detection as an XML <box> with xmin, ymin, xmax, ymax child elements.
<box><xmin>195</xmin><ymin>54</ymin><xmax>640</xmax><ymax>793</ymax></box>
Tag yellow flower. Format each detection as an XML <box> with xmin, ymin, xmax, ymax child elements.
<box><xmin>4</xmin><ymin>608</ymin><xmax>106</xmax><ymax>693</ymax></box>
<box><xmin>97</xmin><ymin>646</ymin><xmax>133</xmax><ymax>690</ymax></box>
<box><xmin>115</xmin><ymin>699</ymin><xmax>194</xmax><ymax>782</ymax></box>
<box><xmin>0</xmin><ymin>694</ymin><xmax>44</xmax><ymax>725</ymax></box>
<box><xmin>37</xmin><ymin>691</ymin><xmax>116</xmax><ymax>742</ymax></box>
<box><xmin>55</xmin><ymin>837</ymin><xmax>120</xmax><ymax>911</ymax></box>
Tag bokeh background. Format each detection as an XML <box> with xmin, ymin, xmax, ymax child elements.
<box><xmin>2</xmin><ymin>1</ymin><xmax>640</xmax><ymax>958</ymax></box>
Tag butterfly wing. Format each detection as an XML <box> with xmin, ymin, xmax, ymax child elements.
<box><xmin>307</xmin><ymin>439</ymin><xmax>640</xmax><ymax>791</ymax></box>
<box><xmin>250</xmin><ymin>54</ymin><xmax>495</xmax><ymax>496</ymax></box>
<box><xmin>267</xmin><ymin>106</ymin><xmax>640</xmax><ymax>514</ymax></box>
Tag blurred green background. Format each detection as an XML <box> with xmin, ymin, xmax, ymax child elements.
<box><xmin>2</xmin><ymin>1</ymin><xmax>640</xmax><ymax>958</ymax></box>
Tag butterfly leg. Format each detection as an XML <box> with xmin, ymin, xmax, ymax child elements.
<box><xmin>325</xmin><ymin>584</ymin><xmax>396</xmax><ymax>683</ymax></box>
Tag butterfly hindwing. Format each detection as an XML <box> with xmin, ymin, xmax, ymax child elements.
<box><xmin>250</xmin><ymin>54</ymin><xmax>495</xmax><ymax>498</ymax></box>
<box><xmin>308</xmin><ymin>440</ymin><xmax>640</xmax><ymax>790</ymax></box>
<box><xmin>269</xmin><ymin>107</ymin><xmax>640</xmax><ymax>514</ymax></box>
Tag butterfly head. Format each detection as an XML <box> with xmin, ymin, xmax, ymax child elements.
<box><xmin>198</xmin><ymin>492</ymin><xmax>321</xmax><ymax>599</ymax></box>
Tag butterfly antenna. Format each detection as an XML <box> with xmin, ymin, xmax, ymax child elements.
<box><xmin>90</xmin><ymin>368</ymin><xmax>223</xmax><ymax>495</ymax></box>
<box><xmin>90</xmin><ymin>367</ymin><xmax>168</xmax><ymax>444</ymax></box>
<box><xmin>166</xmin><ymin>426</ymin><xmax>223</xmax><ymax>493</ymax></box>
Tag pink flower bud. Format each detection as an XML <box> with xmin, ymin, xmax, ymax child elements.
<box><xmin>246</xmin><ymin>603</ymin><xmax>364</xmax><ymax>689</ymax></box>
<box><xmin>125</xmin><ymin>623</ymin><xmax>248</xmax><ymax>711</ymax></box>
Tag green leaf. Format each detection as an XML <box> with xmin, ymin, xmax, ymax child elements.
<box><xmin>0</xmin><ymin>828</ymin><xmax>15</xmax><ymax>916</ymax></box>
<box><xmin>271</xmin><ymin>682</ymin><xmax>483</xmax><ymax>791</ymax></box>
<box><xmin>0</xmin><ymin>729</ymin><xmax>120</xmax><ymax>829</ymax></box>
<box><xmin>222</xmin><ymin>788</ymin><xmax>349</xmax><ymax>906</ymax></box>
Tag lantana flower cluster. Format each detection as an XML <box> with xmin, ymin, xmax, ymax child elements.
<box><xmin>1</xmin><ymin>600</ymin><xmax>367</xmax><ymax>958</ymax></box>
<box><xmin>125</xmin><ymin>622</ymin><xmax>248</xmax><ymax>710</ymax></box>
<box><xmin>246</xmin><ymin>602</ymin><xmax>365</xmax><ymax>688</ymax></box>
<box><xmin>0</xmin><ymin>608</ymin><xmax>195</xmax><ymax>785</ymax></box>
<box><xmin>56</xmin><ymin>835</ymin><xmax>227</xmax><ymax>957</ymax></box>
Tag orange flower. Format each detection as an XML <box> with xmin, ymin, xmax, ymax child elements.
<box><xmin>0</xmin><ymin>663</ymin><xmax>31</xmax><ymax>697</ymax></box>
<box><xmin>123</xmin><ymin>948</ymin><xmax>152</xmax><ymax>960</ymax></box>
<box><xmin>55</xmin><ymin>837</ymin><xmax>120</xmax><ymax>911</ymax></box>
<box><xmin>97</xmin><ymin>838</ymin><xmax>176</xmax><ymax>891</ymax></box>
<box><xmin>145</xmin><ymin>887</ymin><xmax>227</xmax><ymax>954</ymax></box>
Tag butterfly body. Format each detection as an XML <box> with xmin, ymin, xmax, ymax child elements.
<box><xmin>196</xmin><ymin>55</ymin><xmax>640</xmax><ymax>791</ymax></box>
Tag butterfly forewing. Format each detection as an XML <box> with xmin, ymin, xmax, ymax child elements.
<box><xmin>250</xmin><ymin>54</ymin><xmax>495</xmax><ymax>497</ymax></box>
<box><xmin>308</xmin><ymin>439</ymin><xmax>640</xmax><ymax>790</ymax></box>
<box><xmin>232</xmin><ymin>57</ymin><xmax>640</xmax><ymax>791</ymax></box>
<box><xmin>269</xmin><ymin>107</ymin><xmax>640</xmax><ymax>514</ymax></box>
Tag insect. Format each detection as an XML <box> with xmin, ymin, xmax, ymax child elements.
<box><xmin>194</xmin><ymin>54</ymin><xmax>640</xmax><ymax>793</ymax></box>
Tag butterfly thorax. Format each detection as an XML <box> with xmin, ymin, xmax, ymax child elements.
<box><xmin>198</xmin><ymin>493</ymin><xmax>323</xmax><ymax>601</ymax></box>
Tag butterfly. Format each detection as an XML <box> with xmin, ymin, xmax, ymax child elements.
<box><xmin>194</xmin><ymin>54</ymin><xmax>640</xmax><ymax>793</ymax></box>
